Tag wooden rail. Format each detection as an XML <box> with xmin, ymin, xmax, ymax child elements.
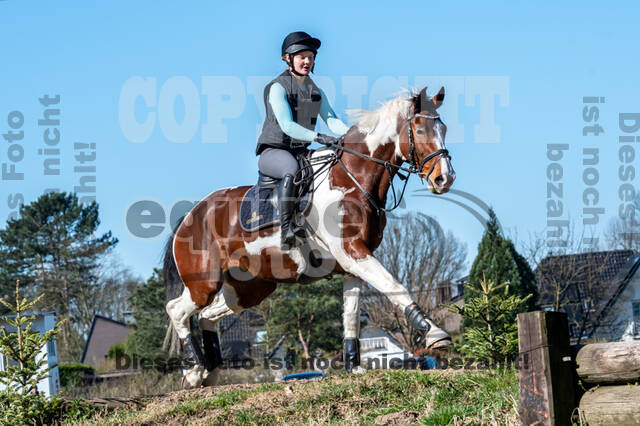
<box><xmin>517</xmin><ymin>311</ymin><xmax>640</xmax><ymax>425</ymax></box>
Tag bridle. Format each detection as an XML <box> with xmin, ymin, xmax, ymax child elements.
<box><xmin>406</xmin><ymin>112</ymin><xmax>450</xmax><ymax>182</ymax></box>
<box><xmin>312</xmin><ymin>111</ymin><xmax>451</xmax><ymax>214</ymax></box>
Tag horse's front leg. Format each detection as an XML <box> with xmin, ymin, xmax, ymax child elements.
<box><xmin>343</xmin><ymin>275</ymin><xmax>365</xmax><ymax>373</ymax></box>
<box><xmin>336</xmin><ymin>242</ymin><xmax>452</xmax><ymax>350</ymax></box>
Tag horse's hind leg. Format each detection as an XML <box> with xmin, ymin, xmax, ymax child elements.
<box><xmin>166</xmin><ymin>233</ymin><xmax>223</xmax><ymax>389</ymax></box>
<box><xmin>198</xmin><ymin>283</ymin><xmax>246</xmax><ymax>387</ymax></box>
<box><xmin>166</xmin><ymin>286</ymin><xmax>208</xmax><ymax>388</ymax></box>
<box><xmin>198</xmin><ymin>278</ymin><xmax>277</xmax><ymax>385</ymax></box>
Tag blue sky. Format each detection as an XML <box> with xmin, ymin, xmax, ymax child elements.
<box><xmin>1</xmin><ymin>1</ymin><xmax>638</xmax><ymax>280</ymax></box>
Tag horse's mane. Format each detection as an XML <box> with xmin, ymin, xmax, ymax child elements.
<box><xmin>347</xmin><ymin>90</ymin><xmax>420</xmax><ymax>155</ymax></box>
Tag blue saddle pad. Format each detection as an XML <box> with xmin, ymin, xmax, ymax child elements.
<box><xmin>239</xmin><ymin>184</ymin><xmax>312</xmax><ymax>232</ymax></box>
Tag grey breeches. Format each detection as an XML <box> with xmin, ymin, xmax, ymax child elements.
<box><xmin>258</xmin><ymin>147</ymin><xmax>299</xmax><ymax>179</ymax></box>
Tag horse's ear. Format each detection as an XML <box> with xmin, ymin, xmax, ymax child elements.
<box><xmin>432</xmin><ymin>87</ymin><xmax>445</xmax><ymax>109</ymax></box>
<box><xmin>414</xmin><ymin>87</ymin><xmax>429</xmax><ymax>112</ymax></box>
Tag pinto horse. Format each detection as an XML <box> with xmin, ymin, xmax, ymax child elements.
<box><xmin>163</xmin><ymin>87</ymin><xmax>455</xmax><ymax>388</ymax></box>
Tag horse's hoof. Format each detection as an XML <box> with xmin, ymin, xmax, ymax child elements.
<box><xmin>427</xmin><ymin>337</ymin><xmax>454</xmax><ymax>350</ymax></box>
<box><xmin>418</xmin><ymin>326</ymin><xmax>453</xmax><ymax>350</ymax></box>
<box><xmin>351</xmin><ymin>365</ymin><xmax>367</xmax><ymax>375</ymax></box>
<box><xmin>182</xmin><ymin>366</ymin><xmax>205</xmax><ymax>389</ymax></box>
<box><xmin>202</xmin><ymin>369</ymin><xmax>220</xmax><ymax>387</ymax></box>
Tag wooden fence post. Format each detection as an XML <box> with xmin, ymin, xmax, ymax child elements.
<box><xmin>517</xmin><ymin>311</ymin><xmax>576</xmax><ymax>426</ymax></box>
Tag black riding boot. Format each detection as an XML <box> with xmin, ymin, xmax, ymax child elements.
<box><xmin>278</xmin><ymin>173</ymin><xmax>297</xmax><ymax>250</ymax></box>
<box><xmin>344</xmin><ymin>338</ymin><xmax>361</xmax><ymax>373</ymax></box>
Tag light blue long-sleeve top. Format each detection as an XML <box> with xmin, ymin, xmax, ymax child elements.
<box><xmin>268</xmin><ymin>82</ymin><xmax>350</xmax><ymax>142</ymax></box>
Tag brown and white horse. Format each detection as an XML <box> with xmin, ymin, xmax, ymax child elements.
<box><xmin>164</xmin><ymin>87</ymin><xmax>455</xmax><ymax>388</ymax></box>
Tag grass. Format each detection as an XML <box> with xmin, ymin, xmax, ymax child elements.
<box><xmin>64</xmin><ymin>369</ymin><xmax>519</xmax><ymax>425</ymax></box>
<box><xmin>61</xmin><ymin>370</ymin><xmax>184</xmax><ymax>400</ymax></box>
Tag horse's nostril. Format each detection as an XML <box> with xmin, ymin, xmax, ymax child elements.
<box><xmin>434</xmin><ymin>176</ymin><xmax>444</xmax><ymax>186</ymax></box>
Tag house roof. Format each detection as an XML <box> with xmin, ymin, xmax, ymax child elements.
<box><xmin>80</xmin><ymin>315</ymin><xmax>133</xmax><ymax>365</ymax></box>
<box><xmin>535</xmin><ymin>249</ymin><xmax>640</xmax><ymax>332</ymax></box>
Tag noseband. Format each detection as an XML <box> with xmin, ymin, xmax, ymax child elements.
<box><xmin>312</xmin><ymin>111</ymin><xmax>453</xmax><ymax>214</ymax></box>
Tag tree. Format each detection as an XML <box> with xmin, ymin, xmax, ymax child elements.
<box><xmin>261</xmin><ymin>276</ymin><xmax>343</xmax><ymax>359</ymax></box>
<box><xmin>449</xmin><ymin>273</ymin><xmax>531</xmax><ymax>366</ymax></box>
<box><xmin>513</xmin><ymin>219</ymin><xmax>593</xmax><ymax>271</ymax></box>
<box><xmin>0</xmin><ymin>192</ymin><xmax>118</xmax><ymax>361</ymax></box>
<box><xmin>92</xmin><ymin>255</ymin><xmax>140</xmax><ymax>324</ymax></box>
<box><xmin>535</xmin><ymin>251</ymin><xmax>624</xmax><ymax>344</ymax></box>
<box><xmin>362</xmin><ymin>212</ymin><xmax>467</xmax><ymax>352</ymax></box>
<box><xmin>511</xmin><ymin>218</ymin><xmax>617</xmax><ymax>344</ymax></box>
<box><xmin>605</xmin><ymin>194</ymin><xmax>640</xmax><ymax>251</ymax></box>
<box><xmin>467</xmin><ymin>208</ymin><xmax>538</xmax><ymax>320</ymax></box>
<box><xmin>123</xmin><ymin>269</ymin><xmax>168</xmax><ymax>360</ymax></box>
<box><xmin>0</xmin><ymin>281</ymin><xmax>65</xmax><ymax>425</ymax></box>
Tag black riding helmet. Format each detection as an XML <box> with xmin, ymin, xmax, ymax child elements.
<box><xmin>281</xmin><ymin>31</ymin><xmax>321</xmax><ymax>72</ymax></box>
<box><xmin>281</xmin><ymin>31</ymin><xmax>321</xmax><ymax>56</ymax></box>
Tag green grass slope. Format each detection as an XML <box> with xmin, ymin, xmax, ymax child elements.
<box><xmin>69</xmin><ymin>369</ymin><xmax>519</xmax><ymax>425</ymax></box>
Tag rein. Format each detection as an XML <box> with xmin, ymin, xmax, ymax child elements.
<box><xmin>319</xmin><ymin>112</ymin><xmax>451</xmax><ymax>214</ymax></box>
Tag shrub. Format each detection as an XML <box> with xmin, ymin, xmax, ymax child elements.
<box><xmin>107</xmin><ymin>342</ymin><xmax>125</xmax><ymax>359</ymax></box>
<box><xmin>449</xmin><ymin>273</ymin><xmax>531</xmax><ymax>366</ymax></box>
<box><xmin>58</xmin><ymin>363</ymin><xmax>95</xmax><ymax>388</ymax></box>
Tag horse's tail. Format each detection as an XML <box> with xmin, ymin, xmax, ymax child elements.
<box><xmin>163</xmin><ymin>215</ymin><xmax>185</xmax><ymax>355</ymax></box>
<box><xmin>163</xmin><ymin>215</ymin><xmax>185</xmax><ymax>303</ymax></box>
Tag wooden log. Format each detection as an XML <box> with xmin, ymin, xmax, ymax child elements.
<box><xmin>576</xmin><ymin>341</ymin><xmax>640</xmax><ymax>385</ymax></box>
<box><xmin>517</xmin><ymin>311</ymin><xmax>576</xmax><ymax>426</ymax></box>
<box><xmin>578</xmin><ymin>385</ymin><xmax>640</xmax><ymax>425</ymax></box>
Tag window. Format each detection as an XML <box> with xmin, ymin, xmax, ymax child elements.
<box><xmin>633</xmin><ymin>301</ymin><xmax>640</xmax><ymax>338</ymax></box>
<box><xmin>569</xmin><ymin>324</ymin><xmax>579</xmax><ymax>338</ymax></box>
<box><xmin>47</xmin><ymin>341</ymin><xmax>56</xmax><ymax>357</ymax></box>
<box><xmin>255</xmin><ymin>331</ymin><xmax>267</xmax><ymax>343</ymax></box>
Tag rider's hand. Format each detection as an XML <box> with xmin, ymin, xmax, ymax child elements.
<box><xmin>314</xmin><ymin>133</ymin><xmax>338</xmax><ymax>146</ymax></box>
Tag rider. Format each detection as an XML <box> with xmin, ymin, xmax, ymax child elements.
<box><xmin>256</xmin><ymin>31</ymin><xmax>350</xmax><ymax>250</ymax></box>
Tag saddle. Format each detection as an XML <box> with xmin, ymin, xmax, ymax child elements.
<box><xmin>240</xmin><ymin>153</ymin><xmax>314</xmax><ymax>233</ymax></box>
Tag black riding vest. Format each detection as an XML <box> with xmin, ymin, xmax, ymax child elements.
<box><xmin>256</xmin><ymin>70</ymin><xmax>323</xmax><ymax>155</ymax></box>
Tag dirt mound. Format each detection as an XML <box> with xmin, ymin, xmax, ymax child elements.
<box><xmin>77</xmin><ymin>369</ymin><xmax>519</xmax><ymax>425</ymax></box>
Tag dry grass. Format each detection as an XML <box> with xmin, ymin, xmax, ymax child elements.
<box><xmin>61</xmin><ymin>366</ymin><xmax>279</xmax><ymax>400</ymax></box>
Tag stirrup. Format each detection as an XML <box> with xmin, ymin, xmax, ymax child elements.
<box><xmin>280</xmin><ymin>234</ymin><xmax>297</xmax><ymax>251</ymax></box>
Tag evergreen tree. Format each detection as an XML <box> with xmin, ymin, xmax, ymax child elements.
<box><xmin>261</xmin><ymin>276</ymin><xmax>343</xmax><ymax>359</ymax></box>
<box><xmin>0</xmin><ymin>281</ymin><xmax>65</xmax><ymax>425</ymax></box>
<box><xmin>467</xmin><ymin>209</ymin><xmax>538</xmax><ymax>318</ymax></box>
<box><xmin>450</xmin><ymin>273</ymin><xmax>531</xmax><ymax>365</ymax></box>
<box><xmin>0</xmin><ymin>192</ymin><xmax>117</xmax><ymax>361</ymax></box>
<box><xmin>123</xmin><ymin>269</ymin><xmax>168</xmax><ymax>360</ymax></box>
<box><xmin>506</xmin><ymin>239</ymin><xmax>538</xmax><ymax>311</ymax></box>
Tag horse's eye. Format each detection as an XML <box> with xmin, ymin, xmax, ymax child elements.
<box><xmin>416</xmin><ymin>129</ymin><xmax>425</xmax><ymax>135</ymax></box>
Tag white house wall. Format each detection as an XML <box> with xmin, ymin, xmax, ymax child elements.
<box><xmin>597</xmin><ymin>272</ymin><xmax>640</xmax><ymax>342</ymax></box>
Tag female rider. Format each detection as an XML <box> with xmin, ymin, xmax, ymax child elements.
<box><xmin>256</xmin><ymin>31</ymin><xmax>350</xmax><ymax>250</ymax></box>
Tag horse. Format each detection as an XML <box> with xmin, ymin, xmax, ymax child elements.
<box><xmin>163</xmin><ymin>86</ymin><xmax>456</xmax><ymax>388</ymax></box>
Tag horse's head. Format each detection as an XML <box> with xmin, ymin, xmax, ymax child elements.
<box><xmin>399</xmin><ymin>87</ymin><xmax>455</xmax><ymax>194</ymax></box>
